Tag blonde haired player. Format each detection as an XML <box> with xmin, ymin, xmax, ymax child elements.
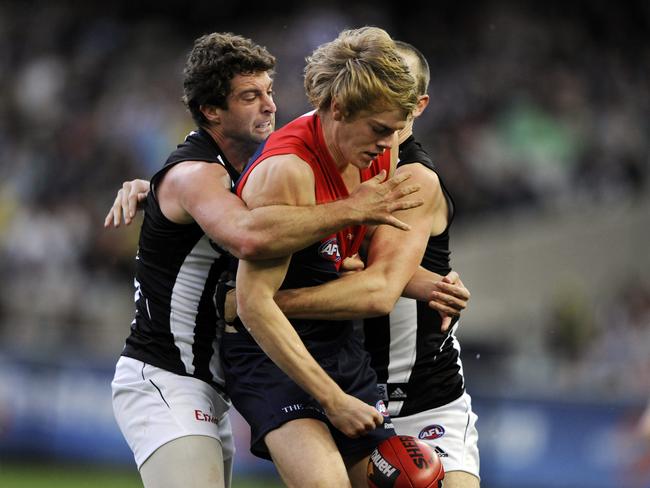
<box><xmin>262</xmin><ymin>40</ymin><xmax>480</xmax><ymax>487</ymax></box>
<box><xmin>224</xmin><ymin>26</ymin><xmax>421</xmax><ymax>487</ymax></box>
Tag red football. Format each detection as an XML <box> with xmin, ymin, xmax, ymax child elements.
<box><xmin>367</xmin><ymin>435</ymin><xmax>444</xmax><ymax>488</ymax></box>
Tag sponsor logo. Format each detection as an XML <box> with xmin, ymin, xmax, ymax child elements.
<box><xmin>434</xmin><ymin>446</ymin><xmax>449</xmax><ymax>458</ymax></box>
<box><xmin>194</xmin><ymin>409</ymin><xmax>219</xmax><ymax>425</ymax></box>
<box><xmin>281</xmin><ymin>403</ymin><xmax>304</xmax><ymax>413</ymax></box>
<box><xmin>418</xmin><ymin>424</ymin><xmax>445</xmax><ymax>440</ymax></box>
<box><xmin>398</xmin><ymin>435</ymin><xmax>431</xmax><ymax>470</ymax></box>
<box><xmin>376</xmin><ymin>400</ymin><xmax>389</xmax><ymax>417</ymax></box>
<box><xmin>318</xmin><ymin>237</ymin><xmax>341</xmax><ymax>263</ymax></box>
<box><xmin>280</xmin><ymin>403</ymin><xmax>324</xmax><ymax>415</ymax></box>
<box><xmin>368</xmin><ymin>449</ymin><xmax>400</xmax><ymax>483</ymax></box>
<box><xmin>389</xmin><ymin>387</ymin><xmax>407</xmax><ymax>400</ymax></box>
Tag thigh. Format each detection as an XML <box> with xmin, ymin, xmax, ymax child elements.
<box><xmin>443</xmin><ymin>470</ymin><xmax>480</xmax><ymax>488</ymax></box>
<box><xmin>265</xmin><ymin>418</ymin><xmax>351</xmax><ymax>488</ymax></box>
<box><xmin>112</xmin><ymin>356</ymin><xmax>233</xmax><ymax>468</ymax></box>
<box><xmin>344</xmin><ymin>454</ymin><xmax>372</xmax><ymax>488</ymax></box>
<box><xmin>140</xmin><ymin>435</ymin><xmax>226</xmax><ymax>488</ymax></box>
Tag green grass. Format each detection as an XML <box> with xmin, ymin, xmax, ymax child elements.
<box><xmin>0</xmin><ymin>464</ymin><xmax>284</xmax><ymax>488</ymax></box>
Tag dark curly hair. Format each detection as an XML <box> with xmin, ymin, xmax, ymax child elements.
<box><xmin>182</xmin><ymin>32</ymin><xmax>276</xmax><ymax>127</ymax></box>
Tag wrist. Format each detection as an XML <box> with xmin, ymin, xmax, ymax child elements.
<box><xmin>333</xmin><ymin>196</ymin><xmax>362</xmax><ymax>226</ymax></box>
<box><xmin>317</xmin><ymin>384</ymin><xmax>346</xmax><ymax>412</ymax></box>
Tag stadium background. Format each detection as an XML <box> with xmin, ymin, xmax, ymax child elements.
<box><xmin>0</xmin><ymin>0</ymin><xmax>648</xmax><ymax>486</ymax></box>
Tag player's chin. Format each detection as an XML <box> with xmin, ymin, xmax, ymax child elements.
<box><xmin>354</xmin><ymin>154</ymin><xmax>375</xmax><ymax>168</ymax></box>
<box><xmin>253</xmin><ymin>123</ymin><xmax>273</xmax><ymax>139</ymax></box>
<box><xmin>251</xmin><ymin>130</ymin><xmax>271</xmax><ymax>144</ymax></box>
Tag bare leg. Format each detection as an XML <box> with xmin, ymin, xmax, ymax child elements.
<box><xmin>140</xmin><ymin>435</ymin><xmax>227</xmax><ymax>488</ymax></box>
<box><xmin>265</xmin><ymin>418</ymin><xmax>351</xmax><ymax>488</ymax></box>
<box><xmin>345</xmin><ymin>453</ymin><xmax>372</xmax><ymax>488</ymax></box>
<box><xmin>443</xmin><ymin>470</ymin><xmax>480</xmax><ymax>488</ymax></box>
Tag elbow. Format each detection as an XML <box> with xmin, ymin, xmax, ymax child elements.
<box><xmin>230</xmin><ymin>235</ymin><xmax>267</xmax><ymax>261</ymax></box>
<box><xmin>367</xmin><ymin>297</ymin><xmax>397</xmax><ymax>316</ymax></box>
<box><xmin>365</xmin><ymin>277</ymin><xmax>401</xmax><ymax>316</ymax></box>
<box><xmin>236</xmin><ymin>290</ymin><xmax>256</xmax><ymax>325</ymax></box>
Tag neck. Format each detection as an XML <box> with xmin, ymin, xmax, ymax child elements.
<box><xmin>319</xmin><ymin>110</ymin><xmax>348</xmax><ymax>171</ymax></box>
<box><xmin>203</xmin><ymin>125</ymin><xmax>258</xmax><ymax>173</ymax></box>
<box><xmin>397</xmin><ymin>119</ymin><xmax>414</xmax><ymax>145</ymax></box>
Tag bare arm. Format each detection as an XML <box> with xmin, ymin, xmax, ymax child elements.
<box><xmin>236</xmin><ymin>155</ymin><xmax>383</xmax><ymax>437</ymax></box>
<box><xmin>275</xmin><ymin>163</ymin><xmax>440</xmax><ymax>318</ymax></box>
<box><xmin>103</xmin><ymin>161</ymin><xmax>422</xmax><ymax>260</ymax></box>
<box><xmin>402</xmin><ymin>266</ymin><xmax>470</xmax><ymax>318</ymax></box>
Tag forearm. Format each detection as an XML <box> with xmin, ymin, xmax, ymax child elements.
<box><xmin>238</xmin><ymin>284</ymin><xmax>344</xmax><ymax>409</ymax></box>
<box><xmin>235</xmin><ymin>199</ymin><xmax>359</xmax><ymax>260</ymax></box>
<box><xmin>402</xmin><ymin>266</ymin><xmax>445</xmax><ymax>300</ymax></box>
<box><xmin>275</xmin><ymin>265</ymin><xmax>403</xmax><ymax>319</ymax></box>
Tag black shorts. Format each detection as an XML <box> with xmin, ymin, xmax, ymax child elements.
<box><xmin>221</xmin><ymin>329</ymin><xmax>395</xmax><ymax>460</ymax></box>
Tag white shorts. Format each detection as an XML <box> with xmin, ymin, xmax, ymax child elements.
<box><xmin>391</xmin><ymin>392</ymin><xmax>480</xmax><ymax>478</ymax></box>
<box><xmin>111</xmin><ymin>356</ymin><xmax>234</xmax><ymax>469</ymax></box>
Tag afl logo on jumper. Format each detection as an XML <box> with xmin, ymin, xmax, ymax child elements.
<box><xmin>318</xmin><ymin>237</ymin><xmax>341</xmax><ymax>263</ymax></box>
<box><xmin>376</xmin><ymin>400</ymin><xmax>389</xmax><ymax>417</ymax></box>
<box><xmin>418</xmin><ymin>424</ymin><xmax>445</xmax><ymax>440</ymax></box>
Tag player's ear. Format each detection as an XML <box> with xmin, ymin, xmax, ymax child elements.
<box><xmin>412</xmin><ymin>94</ymin><xmax>429</xmax><ymax>119</ymax></box>
<box><xmin>201</xmin><ymin>105</ymin><xmax>221</xmax><ymax>125</ymax></box>
<box><xmin>330</xmin><ymin>98</ymin><xmax>345</xmax><ymax>121</ymax></box>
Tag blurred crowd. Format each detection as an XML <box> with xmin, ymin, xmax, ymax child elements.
<box><xmin>0</xmin><ymin>1</ymin><xmax>648</xmax><ymax>397</ymax></box>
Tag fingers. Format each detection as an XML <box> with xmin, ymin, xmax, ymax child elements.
<box><xmin>440</xmin><ymin>314</ymin><xmax>452</xmax><ymax>332</ymax></box>
<box><xmin>350</xmin><ymin>410</ymin><xmax>383</xmax><ymax>438</ymax></box>
<box><xmin>383</xmin><ymin>171</ymin><xmax>411</xmax><ymax>190</ymax></box>
<box><xmin>429</xmin><ymin>290</ymin><xmax>467</xmax><ymax>312</ymax></box>
<box><xmin>434</xmin><ymin>281</ymin><xmax>470</xmax><ymax>303</ymax></box>
<box><xmin>428</xmin><ymin>300</ymin><xmax>462</xmax><ymax>317</ymax></box>
<box><xmin>442</xmin><ymin>271</ymin><xmax>460</xmax><ymax>284</ymax></box>
<box><xmin>371</xmin><ymin>169</ymin><xmax>387</xmax><ymax>183</ymax></box>
<box><xmin>103</xmin><ymin>210</ymin><xmax>114</xmax><ymax>228</ymax></box>
<box><xmin>383</xmin><ymin>216</ymin><xmax>411</xmax><ymax>232</ymax></box>
<box><xmin>429</xmin><ymin>300</ymin><xmax>460</xmax><ymax>318</ymax></box>
<box><xmin>105</xmin><ymin>180</ymin><xmax>149</xmax><ymax>228</ymax></box>
<box><xmin>386</xmin><ymin>198</ymin><xmax>424</xmax><ymax>213</ymax></box>
<box><xmin>391</xmin><ymin>183</ymin><xmax>421</xmax><ymax>199</ymax></box>
<box><xmin>121</xmin><ymin>181</ymin><xmax>134</xmax><ymax>224</ymax></box>
<box><xmin>341</xmin><ymin>254</ymin><xmax>365</xmax><ymax>272</ymax></box>
<box><xmin>104</xmin><ymin>192</ymin><xmax>123</xmax><ymax>228</ymax></box>
<box><xmin>373</xmin><ymin>409</ymin><xmax>384</xmax><ymax>427</ymax></box>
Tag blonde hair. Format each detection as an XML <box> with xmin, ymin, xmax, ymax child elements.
<box><xmin>304</xmin><ymin>27</ymin><xmax>417</xmax><ymax>119</ymax></box>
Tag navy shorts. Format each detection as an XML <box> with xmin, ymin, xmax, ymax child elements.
<box><xmin>221</xmin><ymin>329</ymin><xmax>394</xmax><ymax>460</ymax></box>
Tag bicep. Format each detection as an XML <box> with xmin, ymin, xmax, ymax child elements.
<box><xmin>236</xmin><ymin>155</ymin><xmax>313</xmax><ymax>296</ymax></box>
<box><xmin>365</xmin><ymin>164</ymin><xmax>439</xmax><ymax>285</ymax></box>
<box><xmin>237</xmin><ymin>255</ymin><xmax>292</xmax><ymax>298</ymax></box>
<box><xmin>174</xmin><ymin>163</ymin><xmax>254</xmax><ymax>244</ymax></box>
<box><xmin>241</xmin><ymin>155</ymin><xmax>315</xmax><ymax>209</ymax></box>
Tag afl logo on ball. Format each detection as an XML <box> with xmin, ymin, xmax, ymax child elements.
<box><xmin>418</xmin><ymin>424</ymin><xmax>445</xmax><ymax>440</ymax></box>
<box><xmin>318</xmin><ymin>237</ymin><xmax>341</xmax><ymax>263</ymax></box>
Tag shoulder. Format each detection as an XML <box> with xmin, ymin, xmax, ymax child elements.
<box><xmin>164</xmin><ymin>160</ymin><xmax>229</xmax><ymax>186</ymax></box>
<box><xmin>157</xmin><ymin>160</ymin><xmax>231</xmax><ymax>202</ymax></box>
<box><xmin>249</xmin><ymin>154</ymin><xmax>313</xmax><ymax>180</ymax></box>
<box><xmin>241</xmin><ymin>154</ymin><xmax>315</xmax><ymax>207</ymax></box>
<box><xmin>396</xmin><ymin>161</ymin><xmax>443</xmax><ymax>206</ymax></box>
